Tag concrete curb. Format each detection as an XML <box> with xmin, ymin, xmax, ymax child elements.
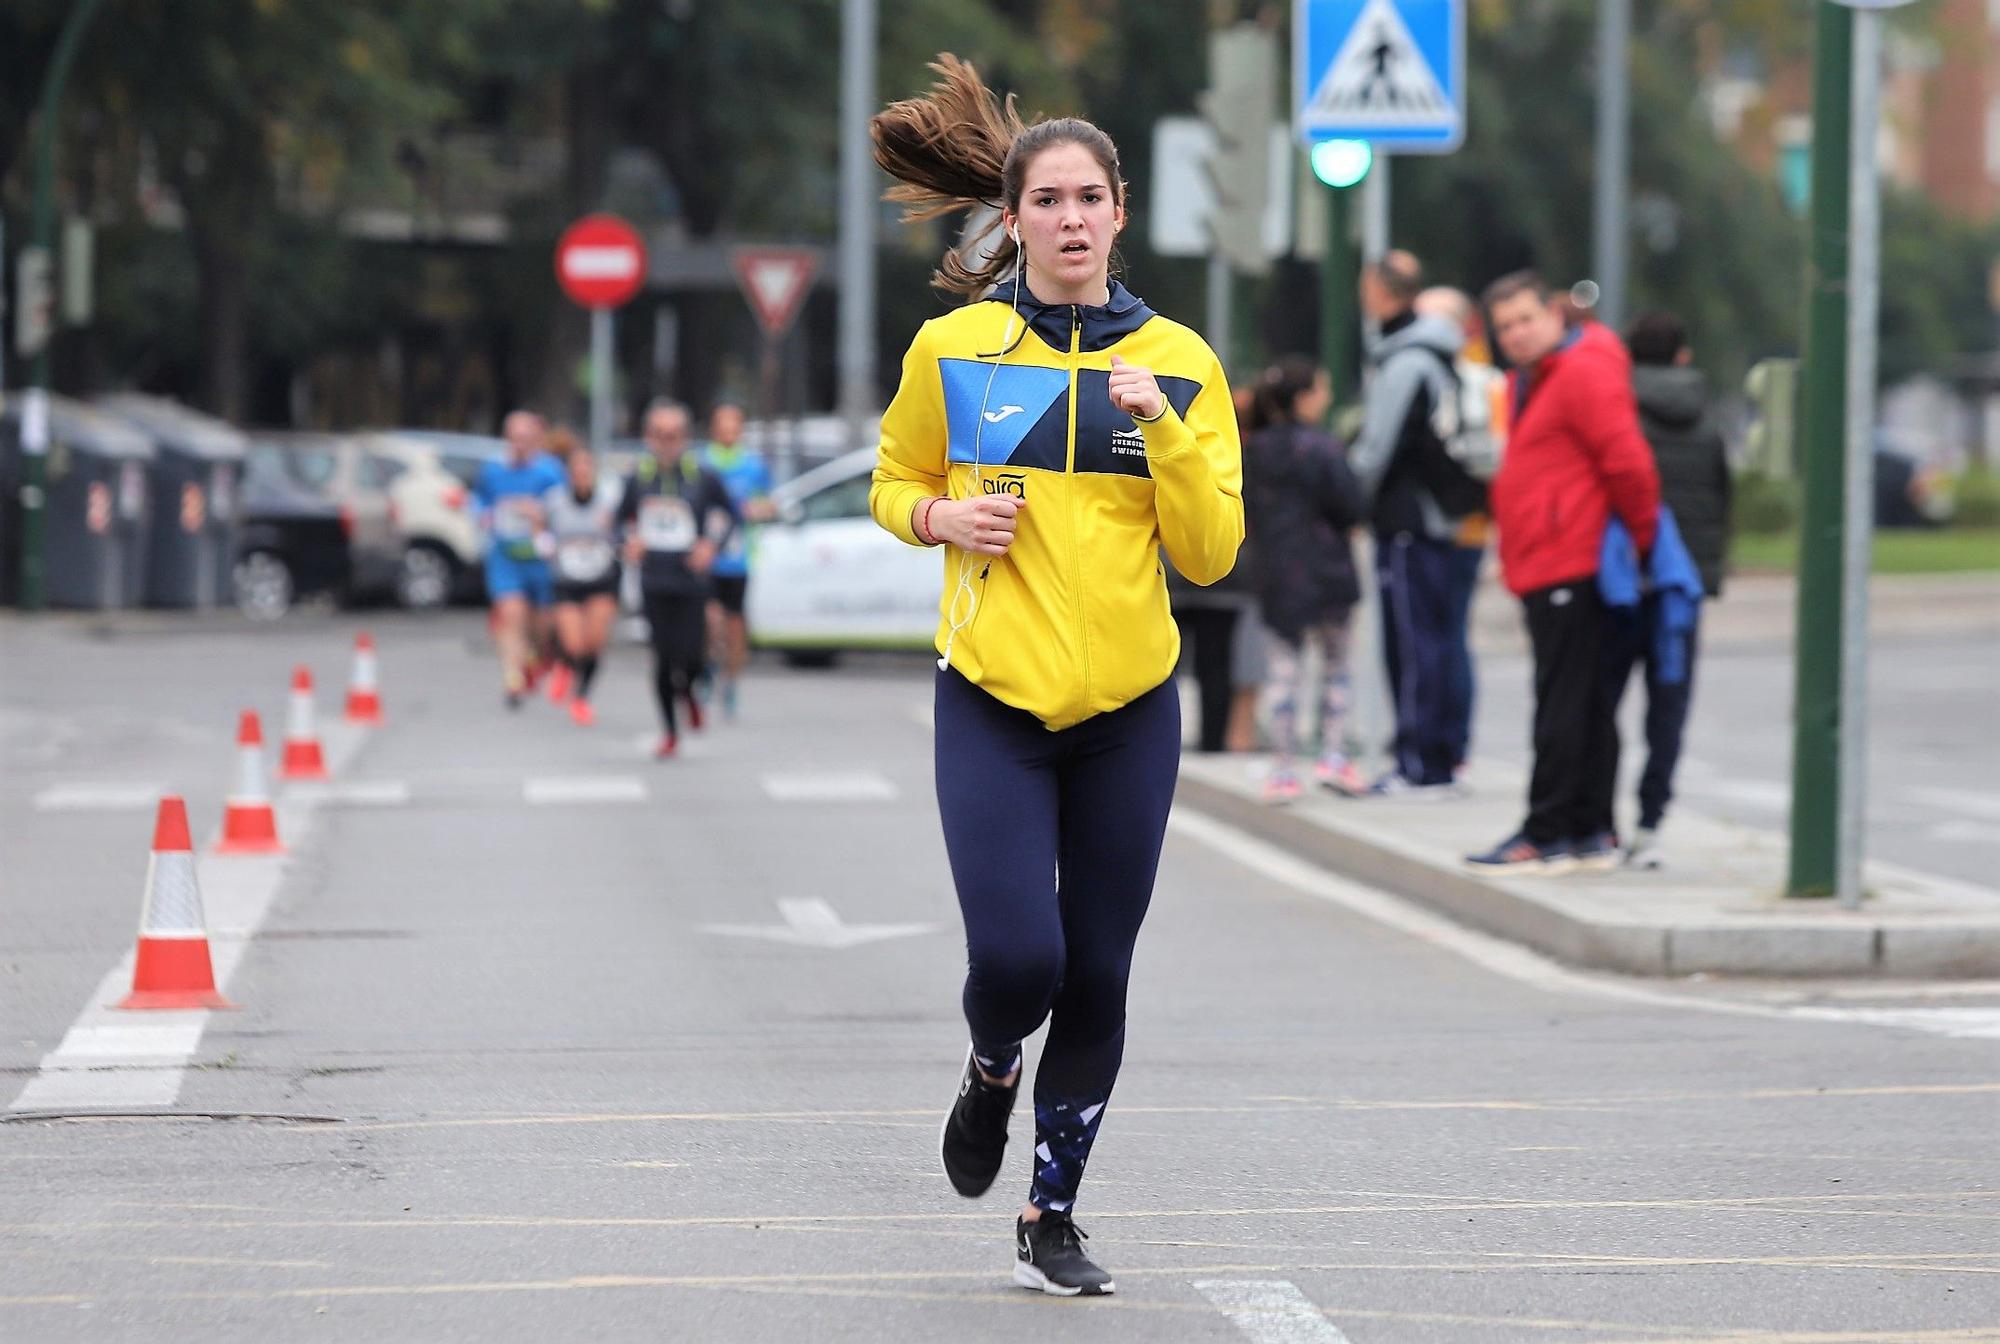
<box><xmin>1175</xmin><ymin>768</ymin><xmax>2000</xmax><ymax>979</ymax></box>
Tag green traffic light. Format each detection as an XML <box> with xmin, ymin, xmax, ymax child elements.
<box><xmin>1310</xmin><ymin>138</ymin><xmax>1372</xmax><ymax>189</ymax></box>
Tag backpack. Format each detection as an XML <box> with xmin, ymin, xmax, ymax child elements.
<box><xmin>1431</xmin><ymin>356</ymin><xmax>1506</xmax><ymax>482</ymax></box>
<box><xmin>1404</xmin><ymin>352</ymin><xmax>1503</xmax><ymax>519</ymax></box>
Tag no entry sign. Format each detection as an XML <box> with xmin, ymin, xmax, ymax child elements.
<box><xmin>555</xmin><ymin>215</ymin><xmax>646</xmax><ymax>309</ymax></box>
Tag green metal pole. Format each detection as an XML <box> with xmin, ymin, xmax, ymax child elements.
<box><xmin>1786</xmin><ymin>1</ymin><xmax>1853</xmax><ymax>899</ymax></box>
<box><xmin>1321</xmin><ymin>183</ymin><xmax>1356</xmax><ymax>409</ymax></box>
<box><xmin>19</xmin><ymin>0</ymin><xmax>107</xmax><ymax>612</ymax></box>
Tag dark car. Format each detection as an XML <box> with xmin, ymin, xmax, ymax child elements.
<box><xmin>232</xmin><ymin>450</ymin><xmax>351</xmax><ymax>619</ymax></box>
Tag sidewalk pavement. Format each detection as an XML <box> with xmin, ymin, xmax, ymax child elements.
<box><xmin>1467</xmin><ymin>570</ymin><xmax>2000</xmax><ymax>656</ymax></box>
<box><xmin>1176</xmin><ymin>754</ymin><xmax>2000</xmax><ymax>979</ymax></box>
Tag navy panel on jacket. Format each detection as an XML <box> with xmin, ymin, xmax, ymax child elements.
<box><xmin>1071</xmin><ymin>371</ymin><xmax>1201</xmax><ymax>478</ymax></box>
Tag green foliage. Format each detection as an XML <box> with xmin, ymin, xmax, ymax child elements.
<box><xmin>1954</xmin><ymin>469</ymin><xmax>2000</xmax><ymax>530</ymax></box>
<box><xmin>1733</xmin><ymin>471</ymin><xmax>1800</xmax><ymax>536</ymax></box>
<box><xmin>1394</xmin><ymin>0</ymin><xmax>1804</xmax><ymax>389</ymax></box>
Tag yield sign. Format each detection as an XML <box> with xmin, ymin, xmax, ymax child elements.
<box><xmin>732</xmin><ymin>247</ymin><xmax>819</xmax><ymax>338</ymax></box>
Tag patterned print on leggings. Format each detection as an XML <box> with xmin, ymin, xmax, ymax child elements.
<box><xmin>1030</xmin><ymin>1091</ymin><xmax>1110</xmax><ymax>1213</ymax></box>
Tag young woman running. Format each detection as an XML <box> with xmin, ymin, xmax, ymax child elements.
<box><xmin>542</xmin><ymin>438</ymin><xmax>624</xmax><ymax>726</ymax></box>
<box><xmin>869</xmin><ymin>57</ymin><xmax>1243</xmax><ymax>1297</ymax></box>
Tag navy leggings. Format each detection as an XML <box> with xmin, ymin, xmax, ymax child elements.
<box><xmin>933</xmin><ymin>667</ymin><xmax>1180</xmax><ymax>1214</ymax></box>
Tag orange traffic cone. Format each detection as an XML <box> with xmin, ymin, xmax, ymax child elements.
<box><xmin>344</xmin><ymin>632</ymin><xmax>385</xmax><ymax>725</ymax></box>
<box><xmin>215</xmin><ymin>710</ymin><xmax>284</xmax><ymax>855</ymax></box>
<box><xmin>117</xmin><ymin>797</ymin><xmax>234</xmax><ymax>1010</ymax></box>
<box><xmin>280</xmin><ymin>664</ymin><xmax>329</xmax><ymax>780</ymax></box>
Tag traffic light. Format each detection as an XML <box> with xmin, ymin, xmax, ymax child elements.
<box><xmin>1201</xmin><ymin>23</ymin><xmax>1278</xmax><ymax>275</ymax></box>
<box><xmin>1309</xmin><ymin>138</ymin><xmax>1372</xmax><ymax>190</ymax></box>
<box><xmin>1744</xmin><ymin>357</ymin><xmax>1799</xmax><ymax>477</ymax></box>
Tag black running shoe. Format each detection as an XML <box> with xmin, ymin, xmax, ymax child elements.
<box><xmin>939</xmin><ymin>1049</ymin><xmax>1016</xmax><ymax>1198</ymax></box>
<box><xmin>1014</xmin><ymin>1212</ymin><xmax>1114</xmax><ymax>1297</ymax></box>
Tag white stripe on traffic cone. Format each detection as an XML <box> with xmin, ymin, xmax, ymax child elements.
<box><xmin>281</xmin><ymin>665</ymin><xmax>329</xmax><ymax>780</ymax></box>
<box><xmin>344</xmin><ymin>632</ymin><xmax>384</xmax><ymax>725</ymax></box>
<box><xmin>117</xmin><ymin>796</ymin><xmax>234</xmax><ymax>1010</ymax></box>
<box><xmin>216</xmin><ymin>710</ymin><xmax>284</xmax><ymax>854</ymax></box>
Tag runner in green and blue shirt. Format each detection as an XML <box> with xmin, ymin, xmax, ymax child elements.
<box><xmin>698</xmin><ymin>403</ymin><xmax>777</xmax><ymax>721</ymax></box>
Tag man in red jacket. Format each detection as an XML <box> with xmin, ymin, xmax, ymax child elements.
<box><xmin>1469</xmin><ymin>273</ymin><xmax>1659</xmax><ymax>875</ymax></box>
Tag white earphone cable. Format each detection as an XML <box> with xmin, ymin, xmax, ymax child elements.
<box><xmin>938</xmin><ymin>224</ymin><xmax>1024</xmax><ymax>673</ymax></box>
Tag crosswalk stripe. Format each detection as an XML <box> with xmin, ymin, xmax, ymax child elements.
<box><xmin>761</xmin><ymin>772</ymin><xmax>898</xmax><ymax>802</ymax></box>
<box><xmin>1195</xmin><ymin>1279</ymin><xmax>1354</xmax><ymax>1343</ymax></box>
<box><xmin>522</xmin><ymin>776</ymin><xmax>648</xmax><ymax>804</ymax></box>
<box><xmin>32</xmin><ymin>783</ymin><xmax>164</xmax><ymax>811</ymax></box>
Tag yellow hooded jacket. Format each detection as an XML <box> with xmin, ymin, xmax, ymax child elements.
<box><xmin>870</xmin><ymin>278</ymin><xmax>1244</xmax><ymax>730</ymax></box>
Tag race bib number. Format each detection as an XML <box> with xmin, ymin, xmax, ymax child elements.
<box><xmin>494</xmin><ymin>498</ymin><xmax>537</xmax><ymax>541</ymax></box>
<box><xmin>556</xmin><ymin>535</ymin><xmax>614</xmax><ymax>582</ymax></box>
<box><xmin>639</xmin><ymin>496</ymin><xmax>696</xmax><ymax>552</ymax></box>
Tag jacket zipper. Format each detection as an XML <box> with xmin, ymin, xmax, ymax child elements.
<box><xmin>1065</xmin><ymin>306</ymin><xmax>1091</xmax><ymax>721</ymax></box>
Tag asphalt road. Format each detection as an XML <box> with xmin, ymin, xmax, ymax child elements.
<box><xmin>2</xmin><ymin>610</ymin><xmax>1997</xmax><ymax>1343</ymax></box>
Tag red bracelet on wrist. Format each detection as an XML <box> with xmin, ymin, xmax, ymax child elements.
<box><xmin>916</xmin><ymin>496</ymin><xmax>940</xmax><ymax>546</ymax></box>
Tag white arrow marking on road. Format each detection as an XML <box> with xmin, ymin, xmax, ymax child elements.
<box><xmin>702</xmin><ymin>898</ymin><xmax>934</xmax><ymax>949</ymax></box>
<box><xmin>1195</xmin><ymin>1280</ymin><xmax>1353</xmax><ymax>1343</ymax></box>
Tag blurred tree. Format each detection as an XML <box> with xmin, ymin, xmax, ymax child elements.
<box><xmin>69</xmin><ymin>0</ymin><xmax>468</xmax><ymax>419</ymax></box>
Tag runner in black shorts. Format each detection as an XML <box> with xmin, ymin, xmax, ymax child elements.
<box><xmin>710</xmin><ymin>574</ymin><xmax>748</xmax><ymax>617</ymax></box>
<box><xmin>618</xmin><ymin>400</ymin><xmax>740</xmax><ymax>758</ymax></box>
<box><xmin>542</xmin><ymin>439</ymin><xmax>624</xmax><ymax>727</ymax></box>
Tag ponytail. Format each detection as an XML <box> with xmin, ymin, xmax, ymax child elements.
<box><xmin>872</xmin><ymin>55</ymin><xmax>1125</xmax><ymax>299</ymax></box>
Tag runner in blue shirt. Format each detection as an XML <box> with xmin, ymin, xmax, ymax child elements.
<box><xmin>698</xmin><ymin>402</ymin><xmax>777</xmax><ymax>720</ymax></box>
<box><xmin>474</xmin><ymin>410</ymin><xmax>567</xmax><ymax>708</ymax></box>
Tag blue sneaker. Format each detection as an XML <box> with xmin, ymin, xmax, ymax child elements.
<box><xmin>1464</xmin><ymin>832</ymin><xmax>1574</xmax><ymax>876</ymax></box>
<box><xmin>1567</xmin><ymin>831</ymin><xmax>1622</xmax><ymax>873</ymax></box>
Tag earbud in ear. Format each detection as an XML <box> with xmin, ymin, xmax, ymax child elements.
<box><xmin>1009</xmin><ymin>224</ymin><xmax>1020</xmax><ymax>244</ymax></box>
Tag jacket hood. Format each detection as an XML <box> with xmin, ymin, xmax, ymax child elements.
<box><xmin>984</xmin><ymin>277</ymin><xmax>1155</xmax><ymax>354</ymax></box>
<box><xmin>1373</xmin><ymin>312</ymin><xmax>1464</xmax><ymax>363</ymax></box>
<box><xmin>1631</xmin><ymin>364</ymin><xmax>1711</xmax><ymax>428</ymax></box>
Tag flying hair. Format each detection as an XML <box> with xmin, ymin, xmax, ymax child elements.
<box><xmin>871</xmin><ymin>55</ymin><xmax>1124</xmax><ymax>297</ymax></box>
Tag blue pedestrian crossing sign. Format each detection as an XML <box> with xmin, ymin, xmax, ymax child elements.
<box><xmin>1295</xmin><ymin>0</ymin><xmax>1465</xmax><ymax>153</ymax></box>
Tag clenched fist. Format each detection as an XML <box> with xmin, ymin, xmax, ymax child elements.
<box><xmin>1107</xmin><ymin>353</ymin><xmax>1164</xmax><ymax>422</ymax></box>
<box><xmin>925</xmin><ymin>494</ymin><xmax>1028</xmax><ymax>557</ymax></box>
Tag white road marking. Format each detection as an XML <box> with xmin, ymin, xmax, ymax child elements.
<box><xmin>282</xmin><ymin>780</ymin><xmax>411</xmax><ymax>807</ymax></box>
<box><xmin>1929</xmin><ymin>820</ymin><xmax>2000</xmax><ymax>845</ymax></box>
<box><xmin>1906</xmin><ymin>786</ymin><xmax>2000</xmax><ymax>822</ymax></box>
<box><xmin>1166</xmin><ymin>807</ymin><xmax>2000</xmax><ymax>1044</ymax></box>
<box><xmin>1195</xmin><ymin>1280</ymin><xmax>1353</xmax><ymax>1343</ymax></box>
<box><xmin>1789</xmin><ymin>1007</ymin><xmax>2000</xmax><ymax>1040</ymax></box>
<box><xmin>11</xmin><ymin>725</ymin><xmax>367</xmax><ymax>1114</ymax></box>
<box><xmin>523</xmin><ymin>776</ymin><xmax>648</xmax><ymax>804</ymax></box>
<box><xmin>702</xmin><ymin>897</ymin><xmax>934</xmax><ymax>949</ymax></box>
<box><xmin>1697</xmin><ymin>778</ymin><xmax>1792</xmax><ymax>811</ymax></box>
<box><xmin>761</xmin><ymin>772</ymin><xmax>899</xmax><ymax>802</ymax></box>
<box><xmin>32</xmin><ymin>783</ymin><xmax>165</xmax><ymax>811</ymax></box>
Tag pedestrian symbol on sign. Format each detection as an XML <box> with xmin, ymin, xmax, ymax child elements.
<box><xmin>1294</xmin><ymin>0</ymin><xmax>1464</xmax><ymax>152</ymax></box>
<box><xmin>1306</xmin><ymin>0</ymin><xmax>1449</xmax><ymax>123</ymax></box>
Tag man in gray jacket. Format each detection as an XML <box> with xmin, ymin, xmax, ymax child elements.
<box><xmin>1351</xmin><ymin>251</ymin><xmax>1484</xmax><ymax>795</ymax></box>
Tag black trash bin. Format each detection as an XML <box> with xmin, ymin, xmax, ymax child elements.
<box><xmin>1</xmin><ymin>394</ymin><xmax>157</xmax><ymax>610</ymax></box>
<box><xmin>94</xmin><ymin>394</ymin><xmax>247</xmax><ymax>610</ymax></box>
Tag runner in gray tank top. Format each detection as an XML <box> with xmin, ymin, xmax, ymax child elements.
<box><xmin>542</xmin><ymin>443</ymin><xmax>624</xmax><ymax>726</ymax></box>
